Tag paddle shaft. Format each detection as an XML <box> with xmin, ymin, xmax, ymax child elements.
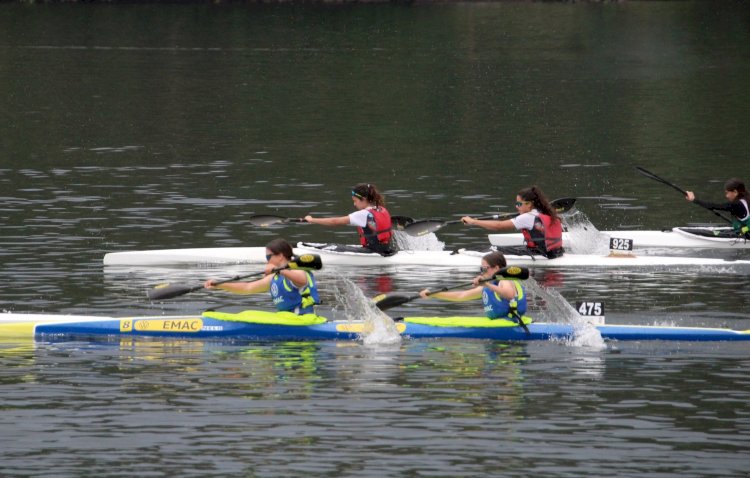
<box><xmin>403</xmin><ymin>197</ymin><xmax>576</xmax><ymax>237</ymax></box>
<box><xmin>147</xmin><ymin>267</ymin><xmax>285</xmax><ymax>301</ymax></box>
<box><xmin>374</xmin><ymin>266</ymin><xmax>529</xmax><ymax>311</ymax></box>
<box><xmin>635</xmin><ymin>167</ymin><xmax>732</xmax><ymax>224</ymax></box>
<box><xmin>147</xmin><ymin>254</ymin><xmax>323</xmax><ymax>301</ymax></box>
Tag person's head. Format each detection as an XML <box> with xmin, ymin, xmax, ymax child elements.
<box><xmin>351</xmin><ymin>183</ymin><xmax>386</xmax><ymax>209</ymax></box>
<box><xmin>516</xmin><ymin>185</ymin><xmax>558</xmax><ymax>220</ymax></box>
<box><xmin>480</xmin><ymin>251</ymin><xmax>507</xmax><ymax>275</ymax></box>
<box><xmin>724</xmin><ymin>178</ymin><xmax>748</xmax><ymax>202</ymax></box>
<box><xmin>265</xmin><ymin>238</ymin><xmax>294</xmax><ymax>264</ymax></box>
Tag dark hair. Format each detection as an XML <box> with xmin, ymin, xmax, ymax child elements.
<box><xmin>266</xmin><ymin>238</ymin><xmax>294</xmax><ymax>260</ymax></box>
<box><xmin>482</xmin><ymin>251</ymin><xmax>507</xmax><ymax>268</ymax></box>
<box><xmin>725</xmin><ymin>178</ymin><xmax>748</xmax><ymax>200</ymax></box>
<box><xmin>518</xmin><ymin>185</ymin><xmax>559</xmax><ymax>220</ymax></box>
<box><xmin>352</xmin><ymin>183</ymin><xmax>386</xmax><ymax>208</ymax></box>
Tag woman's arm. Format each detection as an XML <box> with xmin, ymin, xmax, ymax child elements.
<box><xmin>462</xmin><ymin>217</ymin><xmax>516</xmax><ymax>232</ymax></box>
<box><xmin>205</xmin><ymin>274</ymin><xmax>272</xmax><ymax>295</ymax></box>
<box><xmin>484</xmin><ymin>280</ymin><xmax>517</xmax><ymax>300</ymax></box>
<box><xmin>419</xmin><ymin>286</ymin><xmax>483</xmax><ymax>301</ymax></box>
<box><xmin>304</xmin><ymin>215</ymin><xmax>351</xmax><ymax>226</ymax></box>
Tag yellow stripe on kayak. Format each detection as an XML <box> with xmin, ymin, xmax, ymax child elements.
<box><xmin>0</xmin><ymin>322</ymin><xmax>37</xmax><ymax>338</ymax></box>
<box><xmin>203</xmin><ymin>310</ymin><xmax>327</xmax><ymax>326</ymax></box>
<box><xmin>404</xmin><ymin>316</ymin><xmax>533</xmax><ymax>328</ymax></box>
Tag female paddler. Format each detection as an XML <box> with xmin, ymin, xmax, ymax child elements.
<box><xmin>418</xmin><ymin>251</ymin><xmax>527</xmax><ymax>321</ymax></box>
<box><xmin>686</xmin><ymin>178</ymin><xmax>750</xmax><ymax>238</ymax></box>
<box><xmin>203</xmin><ymin>238</ymin><xmax>320</xmax><ymax>315</ymax></box>
<box><xmin>462</xmin><ymin>185</ymin><xmax>564</xmax><ymax>259</ymax></box>
<box><xmin>304</xmin><ymin>183</ymin><xmax>394</xmax><ymax>255</ymax></box>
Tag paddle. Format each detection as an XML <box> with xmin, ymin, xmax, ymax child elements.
<box><xmin>635</xmin><ymin>166</ymin><xmax>732</xmax><ymax>224</ymax></box>
<box><xmin>403</xmin><ymin>197</ymin><xmax>577</xmax><ymax>237</ymax></box>
<box><xmin>372</xmin><ymin>265</ymin><xmax>530</xmax><ymax>311</ymax></box>
<box><xmin>248</xmin><ymin>214</ymin><xmax>414</xmax><ymax>229</ymax></box>
<box><xmin>146</xmin><ymin>254</ymin><xmax>323</xmax><ymax>301</ymax></box>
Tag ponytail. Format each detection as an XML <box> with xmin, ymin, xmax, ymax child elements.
<box><xmin>352</xmin><ymin>183</ymin><xmax>386</xmax><ymax>208</ymax></box>
<box><xmin>518</xmin><ymin>186</ymin><xmax>559</xmax><ymax>221</ymax></box>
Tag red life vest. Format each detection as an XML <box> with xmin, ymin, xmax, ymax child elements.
<box><xmin>521</xmin><ymin>213</ymin><xmax>563</xmax><ymax>255</ymax></box>
<box><xmin>357</xmin><ymin>206</ymin><xmax>393</xmax><ymax>248</ymax></box>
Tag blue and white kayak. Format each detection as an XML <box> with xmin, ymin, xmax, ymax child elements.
<box><xmin>489</xmin><ymin>226</ymin><xmax>750</xmax><ymax>250</ymax></box>
<box><xmin>102</xmin><ymin>242</ymin><xmax>750</xmax><ymax>269</ymax></box>
<box><xmin>1</xmin><ymin>311</ymin><xmax>749</xmax><ymax>342</ymax></box>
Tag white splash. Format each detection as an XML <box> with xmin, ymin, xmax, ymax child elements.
<box><xmin>562</xmin><ymin>210</ymin><xmax>611</xmax><ymax>255</ymax></box>
<box><xmin>392</xmin><ymin>230</ymin><xmax>445</xmax><ymax>251</ymax></box>
<box><xmin>329</xmin><ymin>278</ymin><xmax>402</xmax><ymax>346</ymax></box>
<box><xmin>525</xmin><ymin>279</ymin><xmax>606</xmax><ymax>350</ymax></box>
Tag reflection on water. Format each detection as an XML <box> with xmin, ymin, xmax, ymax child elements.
<box><xmin>1</xmin><ymin>338</ymin><xmax>748</xmax><ymax>476</ymax></box>
<box><xmin>1</xmin><ymin>3</ymin><xmax>750</xmax><ymax>476</ymax></box>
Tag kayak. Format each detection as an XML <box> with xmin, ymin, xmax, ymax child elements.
<box><xmin>489</xmin><ymin>227</ymin><xmax>750</xmax><ymax>250</ymax></box>
<box><xmin>1</xmin><ymin>310</ymin><xmax>749</xmax><ymax>342</ymax></box>
<box><xmin>101</xmin><ymin>242</ymin><xmax>750</xmax><ymax>269</ymax></box>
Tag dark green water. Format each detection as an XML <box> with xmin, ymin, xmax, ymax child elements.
<box><xmin>0</xmin><ymin>3</ymin><xmax>749</xmax><ymax>476</ymax></box>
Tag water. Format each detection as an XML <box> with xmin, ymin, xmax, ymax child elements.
<box><xmin>1</xmin><ymin>2</ymin><xmax>749</xmax><ymax>476</ymax></box>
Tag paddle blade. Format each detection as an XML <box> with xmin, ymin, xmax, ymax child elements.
<box><xmin>147</xmin><ymin>283</ymin><xmax>201</xmax><ymax>301</ymax></box>
<box><xmin>497</xmin><ymin>265</ymin><xmax>530</xmax><ymax>280</ymax></box>
<box><xmin>373</xmin><ymin>293</ymin><xmax>420</xmax><ymax>311</ymax></box>
<box><xmin>404</xmin><ymin>219</ymin><xmax>448</xmax><ymax>237</ymax></box>
<box><xmin>248</xmin><ymin>215</ymin><xmax>306</xmax><ymax>227</ymax></box>
<box><xmin>288</xmin><ymin>253</ymin><xmax>323</xmax><ymax>270</ymax></box>
<box><xmin>551</xmin><ymin>197</ymin><xmax>577</xmax><ymax>214</ymax></box>
<box><xmin>391</xmin><ymin>215</ymin><xmax>415</xmax><ymax>230</ymax></box>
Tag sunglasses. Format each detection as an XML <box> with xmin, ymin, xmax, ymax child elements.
<box><xmin>351</xmin><ymin>191</ymin><xmax>364</xmax><ymax>199</ymax></box>
<box><xmin>479</xmin><ymin>265</ymin><xmax>490</xmax><ymax>273</ymax></box>
<box><xmin>265</xmin><ymin>253</ymin><xmax>273</xmax><ymax>262</ymax></box>
<box><xmin>515</xmin><ymin>201</ymin><xmax>530</xmax><ymax>207</ymax></box>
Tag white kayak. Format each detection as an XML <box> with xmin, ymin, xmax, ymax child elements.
<box><xmin>489</xmin><ymin>226</ymin><xmax>750</xmax><ymax>250</ymax></box>
<box><xmin>102</xmin><ymin>242</ymin><xmax>750</xmax><ymax>270</ymax></box>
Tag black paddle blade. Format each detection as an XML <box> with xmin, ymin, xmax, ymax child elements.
<box><xmin>552</xmin><ymin>197</ymin><xmax>577</xmax><ymax>214</ymax></box>
<box><xmin>373</xmin><ymin>293</ymin><xmax>420</xmax><ymax>311</ymax></box>
<box><xmin>497</xmin><ymin>265</ymin><xmax>530</xmax><ymax>280</ymax></box>
<box><xmin>391</xmin><ymin>215</ymin><xmax>415</xmax><ymax>230</ymax></box>
<box><xmin>403</xmin><ymin>219</ymin><xmax>450</xmax><ymax>237</ymax></box>
<box><xmin>147</xmin><ymin>283</ymin><xmax>202</xmax><ymax>301</ymax></box>
<box><xmin>288</xmin><ymin>253</ymin><xmax>323</xmax><ymax>270</ymax></box>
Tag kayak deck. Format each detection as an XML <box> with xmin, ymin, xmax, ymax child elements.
<box><xmin>1</xmin><ymin>312</ymin><xmax>749</xmax><ymax>342</ymax></box>
<box><xmin>101</xmin><ymin>243</ymin><xmax>750</xmax><ymax>269</ymax></box>
<box><xmin>489</xmin><ymin>227</ymin><xmax>750</xmax><ymax>250</ymax></box>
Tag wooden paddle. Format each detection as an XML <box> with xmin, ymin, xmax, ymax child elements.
<box><xmin>403</xmin><ymin>197</ymin><xmax>577</xmax><ymax>237</ymax></box>
<box><xmin>248</xmin><ymin>214</ymin><xmax>414</xmax><ymax>229</ymax></box>
<box><xmin>372</xmin><ymin>265</ymin><xmax>530</xmax><ymax>311</ymax></box>
<box><xmin>146</xmin><ymin>254</ymin><xmax>323</xmax><ymax>301</ymax></box>
<box><xmin>635</xmin><ymin>166</ymin><xmax>732</xmax><ymax>224</ymax></box>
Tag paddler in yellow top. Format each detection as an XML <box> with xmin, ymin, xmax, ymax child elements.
<box><xmin>204</xmin><ymin>238</ymin><xmax>320</xmax><ymax>315</ymax></box>
<box><xmin>418</xmin><ymin>251</ymin><xmax>527</xmax><ymax>320</ymax></box>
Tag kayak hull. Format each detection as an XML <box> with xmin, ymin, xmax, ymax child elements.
<box><xmin>102</xmin><ymin>243</ymin><xmax>750</xmax><ymax>269</ymax></box>
<box><xmin>489</xmin><ymin>227</ymin><xmax>750</xmax><ymax>250</ymax></box>
<box><xmin>1</xmin><ymin>312</ymin><xmax>749</xmax><ymax>342</ymax></box>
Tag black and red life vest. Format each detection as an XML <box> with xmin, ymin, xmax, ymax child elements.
<box><xmin>357</xmin><ymin>206</ymin><xmax>393</xmax><ymax>249</ymax></box>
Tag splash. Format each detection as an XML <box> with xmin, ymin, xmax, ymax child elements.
<box><xmin>329</xmin><ymin>278</ymin><xmax>402</xmax><ymax>346</ymax></box>
<box><xmin>525</xmin><ymin>279</ymin><xmax>606</xmax><ymax>350</ymax></box>
<box><xmin>392</xmin><ymin>230</ymin><xmax>445</xmax><ymax>251</ymax></box>
<box><xmin>562</xmin><ymin>210</ymin><xmax>611</xmax><ymax>255</ymax></box>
